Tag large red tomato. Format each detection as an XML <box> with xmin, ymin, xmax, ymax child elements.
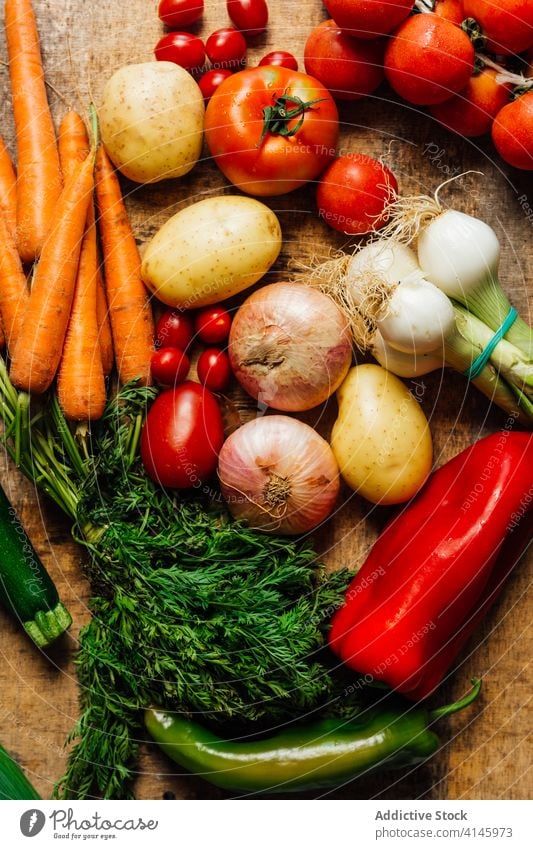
<box><xmin>463</xmin><ymin>0</ymin><xmax>533</xmax><ymax>55</ymax></box>
<box><xmin>492</xmin><ymin>92</ymin><xmax>533</xmax><ymax>171</ymax></box>
<box><xmin>304</xmin><ymin>20</ymin><xmax>385</xmax><ymax>102</ymax></box>
<box><xmin>317</xmin><ymin>154</ymin><xmax>398</xmax><ymax>235</ymax></box>
<box><xmin>204</xmin><ymin>66</ymin><xmax>339</xmax><ymax>195</ymax></box>
<box><xmin>323</xmin><ymin>0</ymin><xmax>414</xmax><ymax>38</ymax></box>
<box><xmin>141</xmin><ymin>382</ymin><xmax>225</xmax><ymax>489</ymax></box>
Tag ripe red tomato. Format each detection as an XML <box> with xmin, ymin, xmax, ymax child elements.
<box><xmin>227</xmin><ymin>0</ymin><xmax>268</xmax><ymax>37</ymax></box>
<box><xmin>195</xmin><ymin>306</ymin><xmax>232</xmax><ymax>344</ymax></box>
<box><xmin>141</xmin><ymin>382</ymin><xmax>225</xmax><ymax>489</ymax></box>
<box><xmin>317</xmin><ymin>154</ymin><xmax>398</xmax><ymax>235</ymax></box>
<box><xmin>151</xmin><ymin>347</ymin><xmax>191</xmax><ymax>386</ymax></box>
<box><xmin>463</xmin><ymin>0</ymin><xmax>533</xmax><ymax>55</ymax></box>
<box><xmin>158</xmin><ymin>0</ymin><xmax>204</xmax><ymax>28</ymax></box>
<box><xmin>492</xmin><ymin>92</ymin><xmax>533</xmax><ymax>170</ymax></box>
<box><xmin>197</xmin><ymin>348</ymin><xmax>232</xmax><ymax>392</ymax></box>
<box><xmin>433</xmin><ymin>0</ymin><xmax>464</xmax><ymax>25</ymax></box>
<box><xmin>323</xmin><ymin>0</ymin><xmax>414</xmax><ymax>38</ymax></box>
<box><xmin>205</xmin><ymin>28</ymin><xmax>247</xmax><ymax>69</ymax></box>
<box><xmin>199</xmin><ymin>69</ymin><xmax>233</xmax><ymax>100</ymax></box>
<box><xmin>430</xmin><ymin>69</ymin><xmax>511</xmax><ymax>138</ymax></box>
<box><xmin>384</xmin><ymin>13</ymin><xmax>474</xmax><ymax>106</ymax></box>
<box><xmin>154</xmin><ymin>32</ymin><xmax>206</xmax><ymax>75</ymax></box>
<box><xmin>259</xmin><ymin>51</ymin><xmax>298</xmax><ymax>71</ymax></box>
<box><xmin>155</xmin><ymin>310</ymin><xmax>194</xmax><ymax>351</ymax></box>
<box><xmin>304</xmin><ymin>20</ymin><xmax>385</xmax><ymax>102</ymax></box>
<box><xmin>205</xmin><ymin>66</ymin><xmax>339</xmax><ymax>196</ymax></box>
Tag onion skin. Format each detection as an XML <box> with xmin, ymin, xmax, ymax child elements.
<box><xmin>218</xmin><ymin>415</ymin><xmax>340</xmax><ymax>535</ymax></box>
<box><xmin>229</xmin><ymin>282</ymin><xmax>352</xmax><ymax>412</ymax></box>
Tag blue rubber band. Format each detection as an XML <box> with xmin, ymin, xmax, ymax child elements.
<box><xmin>464</xmin><ymin>307</ymin><xmax>518</xmax><ymax>381</ymax></box>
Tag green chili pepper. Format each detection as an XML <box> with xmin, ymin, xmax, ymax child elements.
<box><xmin>145</xmin><ymin>679</ymin><xmax>481</xmax><ymax>794</ymax></box>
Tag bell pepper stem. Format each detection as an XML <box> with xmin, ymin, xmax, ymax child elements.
<box><xmin>430</xmin><ymin>678</ymin><xmax>482</xmax><ymax>721</ymax></box>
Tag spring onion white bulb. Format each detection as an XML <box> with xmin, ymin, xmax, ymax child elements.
<box><xmin>371</xmin><ymin>330</ymin><xmax>443</xmax><ymax>378</ymax></box>
<box><xmin>346</xmin><ymin>239</ymin><xmax>424</xmax><ymax>297</ymax></box>
<box><xmin>416</xmin><ymin>209</ymin><xmax>532</xmax><ymax>359</ymax></box>
<box><xmin>218</xmin><ymin>415</ymin><xmax>340</xmax><ymax>535</ymax></box>
<box><xmin>378</xmin><ymin>279</ymin><xmax>455</xmax><ymax>354</ymax></box>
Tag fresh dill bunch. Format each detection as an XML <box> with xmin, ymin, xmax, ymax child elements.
<box><xmin>55</xmin><ymin>385</ymin><xmax>355</xmax><ymax>800</ymax></box>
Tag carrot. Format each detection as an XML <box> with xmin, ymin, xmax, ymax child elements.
<box><xmin>58</xmin><ymin>111</ymin><xmax>90</xmax><ymax>183</ymax></box>
<box><xmin>95</xmin><ymin>268</ymin><xmax>114</xmax><ymax>376</ymax></box>
<box><xmin>59</xmin><ymin>111</ymin><xmax>114</xmax><ymax>378</ymax></box>
<box><xmin>5</xmin><ymin>0</ymin><xmax>62</xmax><ymax>263</ymax></box>
<box><xmin>0</xmin><ymin>210</ymin><xmax>29</xmax><ymax>353</ymax></box>
<box><xmin>95</xmin><ymin>147</ymin><xmax>153</xmax><ymax>385</ymax></box>
<box><xmin>57</xmin><ymin>197</ymin><xmax>106</xmax><ymax>420</ymax></box>
<box><xmin>0</xmin><ymin>136</ymin><xmax>17</xmax><ymax>238</ymax></box>
<box><xmin>9</xmin><ymin>153</ymin><xmax>95</xmax><ymax>394</ymax></box>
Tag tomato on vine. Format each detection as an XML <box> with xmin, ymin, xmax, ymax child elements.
<box><xmin>205</xmin><ymin>66</ymin><xmax>339</xmax><ymax>195</ymax></box>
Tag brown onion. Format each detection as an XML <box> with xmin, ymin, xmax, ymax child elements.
<box><xmin>228</xmin><ymin>282</ymin><xmax>352</xmax><ymax>412</ymax></box>
<box><xmin>218</xmin><ymin>415</ymin><xmax>340</xmax><ymax>535</ymax></box>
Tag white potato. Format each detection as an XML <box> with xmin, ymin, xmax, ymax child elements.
<box><xmin>99</xmin><ymin>62</ymin><xmax>204</xmax><ymax>184</ymax></box>
<box><xmin>331</xmin><ymin>364</ymin><xmax>432</xmax><ymax>505</ymax></box>
<box><xmin>141</xmin><ymin>196</ymin><xmax>282</xmax><ymax>308</ymax></box>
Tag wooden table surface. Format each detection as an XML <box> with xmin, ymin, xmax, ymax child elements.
<box><xmin>0</xmin><ymin>0</ymin><xmax>531</xmax><ymax>801</ymax></box>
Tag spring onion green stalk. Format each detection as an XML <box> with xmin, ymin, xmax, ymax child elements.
<box><xmin>413</xmin><ymin>209</ymin><xmax>532</xmax><ymax>360</ymax></box>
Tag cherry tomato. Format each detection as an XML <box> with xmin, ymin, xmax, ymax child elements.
<box><xmin>197</xmin><ymin>348</ymin><xmax>232</xmax><ymax>392</ymax></box>
<box><xmin>323</xmin><ymin>0</ymin><xmax>413</xmax><ymax>39</ymax></box>
<box><xmin>155</xmin><ymin>310</ymin><xmax>194</xmax><ymax>351</ymax></box>
<box><xmin>154</xmin><ymin>32</ymin><xmax>206</xmax><ymax>75</ymax></box>
<box><xmin>199</xmin><ymin>68</ymin><xmax>234</xmax><ymax>100</ymax></box>
<box><xmin>195</xmin><ymin>306</ymin><xmax>232</xmax><ymax>344</ymax></box>
<box><xmin>205</xmin><ymin>67</ymin><xmax>339</xmax><ymax>196</ymax></box>
<box><xmin>206</xmin><ymin>28</ymin><xmax>247</xmax><ymax>69</ymax></box>
<box><xmin>317</xmin><ymin>154</ymin><xmax>398</xmax><ymax>235</ymax></box>
<box><xmin>141</xmin><ymin>382</ymin><xmax>225</xmax><ymax>489</ymax></box>
<box><xmin>259</xmin><ymin>51</ymin><xmax>298</xmax><ymax>71</ymax></box>
<box><xmin>492</xmin><ymin>92</ymin><xmax>533</xmax><ymax>171</ymax></box>
<box><xmin>227</xmin><ymin>0</ymin><xmax>268</xmax><ymax>37</ymax></box>
<box><xmin>463</xmin><ymin>0</ymin><xmax>533</xmax><ymax>56</ymax></box>
<box><xmin>430</xmin><ymin>69</ymin><xmax>511</xmax><ymax>138</ymax></box>
<box><xmin>433</xmin><ymin>0</ymin><xmax>464</xmax><ymax>25</ymax></box>
<box><xmin>304</xmin><ymin>20</ymin><xmax>385</xmax><ymax>102</ymax></box>
<box><xmin>384</xmin><ymin>13</ymin><xmax>474</xmax><ymax>106</ymax></box>
<box><xmin>151</xmin><ymin>347</ymin><xmax>191</xmax><ymax>386</ymax></box>
<box><xmin>158</xmin><ymin>0</ymin><xmax>204</xmax><ymax>29</ymax></box>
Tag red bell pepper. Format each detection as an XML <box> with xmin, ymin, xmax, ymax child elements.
<box><xmin>329</xmin><ymin>431</ymin><xmax>533</xmax><ymax>700</ymax></box>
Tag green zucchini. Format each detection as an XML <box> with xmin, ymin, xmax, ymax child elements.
<box><xmin>0</xmin><ymin>483</ymin><xmax>72</xmax><ymax>647</ymax></box>
<box><xmin>0</xmin><ymin>744</ymin><xmax>41</xmax><ymax>800</ymax></box>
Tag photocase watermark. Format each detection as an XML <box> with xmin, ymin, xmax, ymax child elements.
<box><xmin>422</xmin><ymin>142</ymin><xmax>461</xmax><ymax>178</ymax></box>
<box><xmin>19</xmin><ymin>807</ymin><xmax>159</xmax><ymax>840</ymax></box>
<box><xmin>517</xmin><ymin>193</ymin><xmax>533</xmax><ymax>224</ymax></box>
<box><xmin>461</xmin><ymin>412</ymin><xmax>519</xmax><ymax>512</ymax></box>
<box><xmin>507</xmin><ymin>483</ymin><xmax>533</xmax><ymax>532</ymax></box>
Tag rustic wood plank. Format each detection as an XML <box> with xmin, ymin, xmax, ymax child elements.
<box><xmin>0</xmin><ymin>0</ymin><xmax>531</xmax><ymax>801</ymax></box>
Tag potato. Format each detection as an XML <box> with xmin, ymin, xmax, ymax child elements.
<box><xmin>99</xmin><ymin>62</ymin><xmax>204</xmax><ymax>184</ymax></box>
<box><xmin>141</xmin><ymin>196</ymin><xmax>282</xmax><ymax>308</ymax></box>
<box><xmin>331</xmin><ymin>364</ymin><xmax>432</xmax><ymax>505</ymax></box>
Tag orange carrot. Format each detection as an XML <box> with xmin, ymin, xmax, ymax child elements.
<box><xmin>59</xmin><ymin>111</ymin><xmax>114</xmax><ymax>378</ymax></box>
<box><xmin>9</xmin><ymin>153</ymin><xmax>95</xmax><ymax>394</ymax></box>
<box><xmin>95</xmin><ymin>267</ymin><xmax>114</xmax><ymax>376</ymax></box>
<box><xmin>58</xmin><ymin>111</ymin><xmax>90</xmax><ymax>183</ymax></box>
<box><xmin>57</xmin><ymin>197</ymin><xmax>106</xmax><ymax>420</ymax></box>
<box><xmin>5</xmin><ymin>0</ymin><xmax>62</xmax><ymax>263</ymax></box>
<box><xmin>0</xmin><ymin>136</ymin><xmax>17</xmax><ymax>238</ymax></box>
<box><xmin>95</xmin><ymin>147</ymin><xmax>153</xmax><ymax>385</ymax></box>
<box><xmin>0</xmin><ymin>210</ymin><xmax>29</xmax><ymax>353</ymax></box>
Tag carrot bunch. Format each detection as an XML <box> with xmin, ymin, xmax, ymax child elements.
<box><xmin>0</xmin><ymin>0</ymin><xmax>154</xmax><ymax>420</ymax></box>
